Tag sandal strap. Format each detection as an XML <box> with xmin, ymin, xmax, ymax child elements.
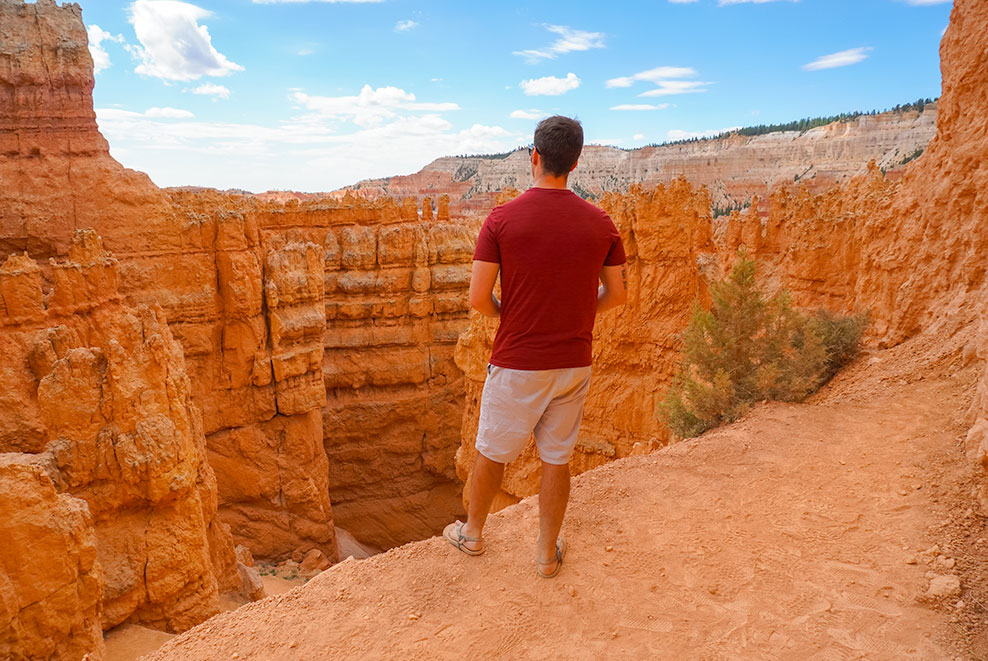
<box><xmin>455</xmin><ymin>523</ymin><xmax>481</xmax><ymax>543</ymax></box>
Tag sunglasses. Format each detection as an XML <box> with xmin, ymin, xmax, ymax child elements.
<box><xmin>527</xmin><ymin>145</ymin><xmax>537</xmax><ymax>156</ymax></box>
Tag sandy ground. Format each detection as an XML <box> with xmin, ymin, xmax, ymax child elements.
<box><xmin>143</xmin><ymin>334</ymin><xmax>986</xmax><ymax>660</ymax></box>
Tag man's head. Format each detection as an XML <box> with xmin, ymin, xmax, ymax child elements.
<box><xmin>533</xmin><ymin>115</ymin><xmax>583</xmax><ymax>177</ymax></box>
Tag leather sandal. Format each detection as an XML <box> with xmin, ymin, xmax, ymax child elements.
<box><xmin>536</xmin><ymin>536</ymin><xmax>567</xmax><ymax>579</ymax></box>
<box><xmin>443</xmin><ymin>520</ymin><xmax>484</xmax><ymax>556</ymax></box>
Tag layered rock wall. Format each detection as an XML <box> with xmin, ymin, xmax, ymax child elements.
<box><xmin>454</xmin><ymin>0</ymin><xmax>988</xmax><ymax>506</ymax></box>
<box><xmin>0</xmin><ymin>231</ymin><xmax>245</xmax><ymax>657</ymax></box>
<box><xmin>343</xmin><ymin>107</ymin><xmax>937</xmax><ymax>216</ymax></box>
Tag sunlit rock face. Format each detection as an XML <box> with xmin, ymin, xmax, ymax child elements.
<box><xmin>341</xmin><ymin>107</ymin><xmax>937</xmax><ymax>217</ymax></box>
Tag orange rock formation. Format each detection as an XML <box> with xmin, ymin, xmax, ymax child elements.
<box><xmin>0</xmin><ymin>0</ymin><xmax>474</xmax><ymax>655</ymax></box>
<box><xmin>0</xmin><ymin>230</ymin><xmax>246</xmax><ymax>658</ymax></box>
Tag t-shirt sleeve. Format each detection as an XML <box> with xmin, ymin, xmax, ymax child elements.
<box><xmin>602</xmin><ymin>215</ymin><xmax>627</xmax><ymax>266</ymax></box>
<box><xmin>473</xmin><ymin>210</ymin><xmax>501</xmax><ymax>263</ymax></box>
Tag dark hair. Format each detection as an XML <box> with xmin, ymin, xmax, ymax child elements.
<box><xmin>533</xmin><ymin>115</ymin><xmax>583</xmax><ymax>177</ymax></box>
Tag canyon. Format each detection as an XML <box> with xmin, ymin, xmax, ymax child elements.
<box><xmin>338</xmin><ymin>105</ymin><xmax>937</xmax><ymax>216</ymax></box>
<box><xmin>0</xmin><ymin>0</ymin><xmax>986</xmax><ymax>658</ymax></box>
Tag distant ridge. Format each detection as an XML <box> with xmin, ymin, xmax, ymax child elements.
<box><xmin>331</xmin><ymin>100</ymin><xmax>937</xmax><ymax>216</ymax></box>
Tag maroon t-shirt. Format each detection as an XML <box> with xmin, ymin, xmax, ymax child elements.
<box><xmin>473</xmin><ymin>187</ymin><xmax>627</xmax><ymax>370</ymax></box>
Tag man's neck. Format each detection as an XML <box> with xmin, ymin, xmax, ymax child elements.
<box><xmin>531</xmin><ymin>173</ymin><xmax>569</xmax><ymax>190</ymax></box>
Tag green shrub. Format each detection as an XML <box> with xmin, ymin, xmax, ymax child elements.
<box><xmin>660</xmin><ymin>250</ymin><xmax>868</xmax><ymax>439</ymax></box>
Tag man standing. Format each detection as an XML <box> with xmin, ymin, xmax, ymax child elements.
<box><xmin>443</xmin><ymin>116</ymin><xmax>627</xmax><ymax>578</ymax></box>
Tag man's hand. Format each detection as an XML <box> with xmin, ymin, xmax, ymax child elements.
<box><xmin>597</xmin><ymin>263</ymin><xmax>628</xmax><ymax>314</ymax></box>
<box><xmin>469</xmin><ymin>260</ymin><xmax>501</xmax><ymax>317</ymax></box>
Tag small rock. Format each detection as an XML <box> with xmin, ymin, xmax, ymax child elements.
<box><xmin>927</xmin><ymin>574</ymin><xmax>961</xmax><ymax>598</ymax></box>
<box><xmin>567</xmin><ymin>586</ymin><xmax>577</xmax><ymax>597</ymax></box>
<box><xmin>605</xmin><ymin>545</ymin><xmax>614</xmax><ymax>552</ymax></box>
<box><xmin>961</xmin><ymin>343</ymin><xmax>977</xmax><ymax>366</ymax></box>
<box><xmin>955</xmin><ymin>600</ymin><xmax>966</xmax><ymax>610</ymax></box>
<box><xmin>905</xmin><ymin>555</ymin><xmax>918</xmax><ymax>565</ymax></box>
<box><xmin>300</xmin><ymin>549</ymin><xmax>331</xmax><ymax>572</ymax></box>
<box><xmin>899</xmin><ymin>490</ymin><xmax>908</xmax><ymax>496</ymax></box>
<box><xmin>235</xmin><ymin>545</ymin><xmax>255</xmax><ymax>568</ymax></box>
<box><xmin>408</xmin><ymin>612</ymin><xmax>420</xmax><ymax>621</ymax></box>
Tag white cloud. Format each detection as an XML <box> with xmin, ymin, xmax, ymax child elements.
<box><xmin>606</xmin><ymin>66</ymin><xmax>710</xmax><ymax>97</ymax></box>
<box><xmin>606</xmin><ymin>67</ymin><xmax>696</xmax><ymax>87</ymax></box>
<box><xmin>292</xmin><ymin>84</ymin><xmax>459</xmax><ymax>128</ymax></box>
<box><xmin>520</xmin><ymin>73</ymin><xmax>581</xmax><ymax>96</ymax></box>
<box><xmin>667</xmin><ymin>127</ymin><xmax>740</xmax><ymax>140</ymax></box>
<box><xmin>128</xmin><ymin>0</ymin><xmax>244</xmax><ymax>82</ymax></box>
<box><xmin>146</xmin><ymin>107</ymin><xmax>196</xmax><ymax>118</ymax></box>
<box><xmin>513</xmin><ymin>25</ymin><xmax>605</xmax><ymax>63</ymax></box>
<box><xmin>803</xmin><ymin>47</ymin><xmax>872</xmax><ymax>71</ymax></box>
<box><xmin>395</xmin><ymin>19</ymin><xmax>418</xmax><ymax>31</ymax></box>
<box><xmin>899</xmin><ymin>0</ymin><xmax>951</xmax><ymax>3</ymax></box>
<box><xmin>87</xmin><ymin>24</ymin><xmax>125</xmax><ymax>74</ymax></box>
<box><xmin>190</xmin><ymin>83</ymin><xmax>231</xmax><ymax>99</ymax></box>
<box><xmin>610</xmin><ymin>104</ymin><xmax>670</xmax><ymax>111</ymax></box>
<box><xmin>510</xmin><ymin>109</ymin><xmax>548</xmax><ymax>120</ymax></box>
<box><xmin>98</xmin><ymin>107</ymin><xmax>195</xmax><ymax>119</ymax></box>
<box><xmin>638</xmin><ymin>80</ymin><xmax>712</xmax><ymax>96</ymax></box>
<box><xmin>94</xmin><ymin>104</ymin><xmax>518</xmax><ymax>192</ymax></box>
<box><xmin>633</xmin><ymin>133</ymin><xmax>646</xmax><ymax>140</ymax></box>
<box><xmin>606</xmin><ymin>66</ymin><xmax>696</xmax><ymax>88</ymax></box>
<box><xmin>297</xmin><ymin>47</ymin><xmax>317</xmax><ymax>56</ymax></box>
<box><xmin>668</xmin><ymin>0</ymin><xmax>698</xmax><ymax>2</ymax></box>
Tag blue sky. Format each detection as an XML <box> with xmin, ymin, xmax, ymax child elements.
<box><xmin>81</xmin><ymin>0</ymin><xmax>953</xmax><ymax>193</ymax></box>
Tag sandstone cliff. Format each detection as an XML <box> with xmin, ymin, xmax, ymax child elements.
<box><xmin>1</xmin><ymin>0</ymin><xmax>475</xmax><ymax>564</ymax></box>
<box><xmin>453</xmin><ymin>0</ymin><xmax>988</xmax><ymax>508</ymax></box>
<box><xmin>0</xmin><ymin>231</ymin><xmax>248</xmax><ymax>659</ymax></box>
<box><xmin>340</xmin><ymin>107</ymin><xmax>936</xmax><ymax>216</ymax></box>
<box><xmin>0</xmin><ymin>0</ymin><xmax>475</xmax><ymax>655</ymax></box>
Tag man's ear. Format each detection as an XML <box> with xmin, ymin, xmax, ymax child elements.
<box><xmin>570</xmin><ymin>160</ymin><xmax>579</xmax><ymax>172</ymax></box>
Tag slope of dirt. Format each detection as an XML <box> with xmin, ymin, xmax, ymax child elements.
<box><xmin>147</xmin><ymin>332</ymin><xmax>984</xmax><ymax>660</ymax></box>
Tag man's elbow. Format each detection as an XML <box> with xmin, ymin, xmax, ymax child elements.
<box><xmin>468</xmin><ymin>292</ymin><xmax>486</xmax><ymax>312</ymax></box>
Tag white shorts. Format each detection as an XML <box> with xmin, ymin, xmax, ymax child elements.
<box><xmin>475</xmin><ymin>364</ymin><xmax>592</xmax><ymax>466</ymax></box>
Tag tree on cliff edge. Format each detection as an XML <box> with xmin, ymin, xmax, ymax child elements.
<box><xmin>661</xmin><ymin>250</ymin><xmax>868</xmax><ymax>439</ymax></box>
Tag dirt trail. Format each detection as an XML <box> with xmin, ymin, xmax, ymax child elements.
<box><xmin>148</xmin><ymin>336</ymin><xmax>983</xmax><ymax>660</ymax></box>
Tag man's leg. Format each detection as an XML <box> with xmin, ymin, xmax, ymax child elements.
<box><xmin>460</xmin><ymin>453</ymin><xmax>506</xmax><ymax>551</ymax></box>
<box><xmin>536</xmin><ymin>461</ymin><xmax>570</xmax><ymax>571</ymax></box>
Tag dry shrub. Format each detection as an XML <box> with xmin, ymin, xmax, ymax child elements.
<box><xmin>660</xmin><ymin>250</ymin><xmax>868</xmax><ymax>439</ymax></box>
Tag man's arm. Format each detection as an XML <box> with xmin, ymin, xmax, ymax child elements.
<box><xmin>469</xmin><ymin>260</ymin><xmax>501</xmax><ymax>317</ymax></box>
<box><xmin>597</xmin><ymin>263</ymin><xmax>628</xmax><ymax>314</ymax></box>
